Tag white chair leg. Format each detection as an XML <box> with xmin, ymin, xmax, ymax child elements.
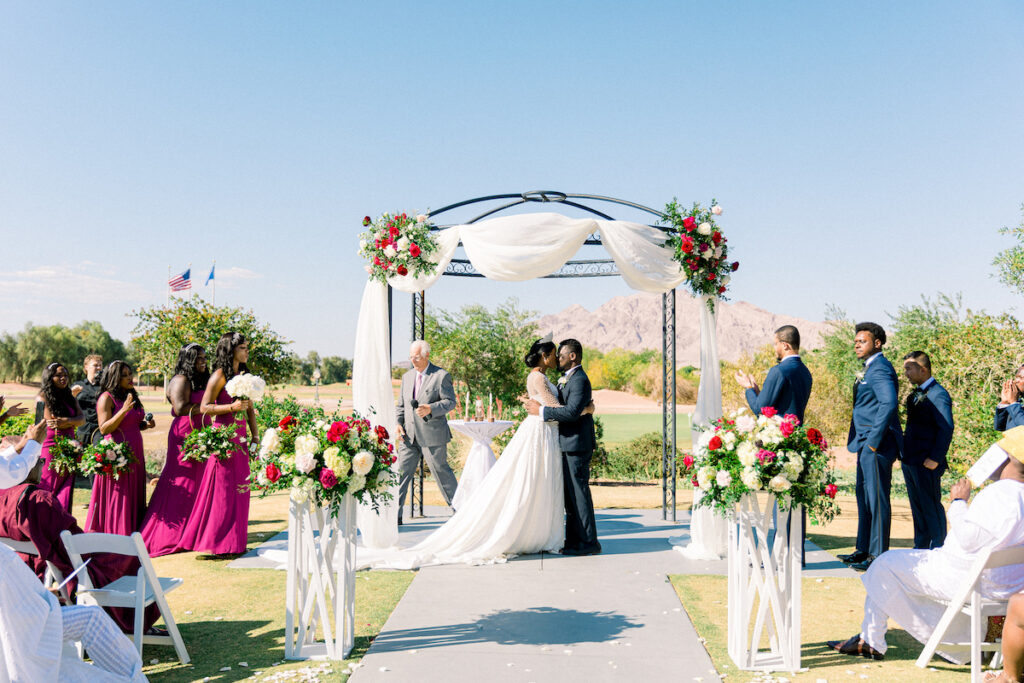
<box><xmin>134</xmin><ymin>574</ymin><xmax>146</xmax><ymax>657</ymax></box>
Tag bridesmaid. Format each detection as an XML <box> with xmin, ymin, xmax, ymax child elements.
<box><xmin>179</xmin><ymin>332</ymin><xmax>257</xmax><ymax>556</ymax></box>
<box><xmin>85</xmin><ymin>360</ymin><xmax>155</xmax><ymax>535</ymax></box>
<box><xmin>140</xmin><ymin>343</ymin><xmax>211</xmax><ymax>556</ymax></box>
<box><xmin>39</xmin><ymin>362</ymin><xmax>84</xmax><ymax>512</ymax></box>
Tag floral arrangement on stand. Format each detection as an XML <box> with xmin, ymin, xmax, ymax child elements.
<box><xmin>679</xmin><ymin>407</ymin><xmax>840</xmax><ymax>524</ymax></box>
<box><xmin>662</xmin><ymin>199</ymin><xmax>739</xmax><ymax>312</ymax></box>
<box><xmin>80</xmin><ymin>438</ymin><xmax>136</xmax><ymax>480</ymax></box>
<box><xmin>251</xmin><ymin>407</ymin><xmax>397</xmax><ymax>515</ymax></box>
<box><xmin>181</xmin><ymin>424</ymin><xmax>240</xmax><ymax>463</ymax></box>
<box><xmin>358</xmin><ymin>211</ymin><xmax>440</xmax><ymax>283</ymax></box>
<box><xmin>48</xmin><ymin>436</ymin><xmax>84</xmax><ymax>476</ymax></box>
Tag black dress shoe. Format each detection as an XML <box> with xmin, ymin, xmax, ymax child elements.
<box><xmin>397</xmin><ymin>518</ymin><xmax>403</xmax><ymax>526</ymax></box>
<box><xmin>565</xmin><ymin>543</ymin><xmax>602</xmax><ymax>556</ymax></box>
<box><xmin>838</xmin><ymin>551</ymin><xmax>868</xmax><ymax>564</ymax></box>
<box><xmin>850</xmin><ymin>555</ymin><xmax>876</xmax><ymax>572</ymax></box>
<box><xmin>826</xmin><ymin>634</ymin><xmax>884</xmax><ymax>660</ymax></box>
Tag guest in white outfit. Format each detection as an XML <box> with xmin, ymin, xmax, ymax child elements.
<box><xmin>826</xmin><ymin>426</ymin><xmax>1024</xmax><ymax>663</ymax></box>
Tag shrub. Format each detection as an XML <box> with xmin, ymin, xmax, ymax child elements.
<box><xmin>594</xmin><ymin>431</ymin><xmax>679</xmax><ymax>482</ymax></box>
<box><xmin>0</xmin><ymin>414</ymin><xmax>33</xmax><ymax>439</ymax></box>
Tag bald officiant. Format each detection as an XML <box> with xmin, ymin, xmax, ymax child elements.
<box><xmin>395</xmin><ymin>340</ymin><xmax>458</xmax><ymax>524</ymax></box>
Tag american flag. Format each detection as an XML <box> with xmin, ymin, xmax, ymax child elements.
<box><xmin>169</xmin><ymin>268</ymin><xmax>191</xmax><ymax>292</ymax></box>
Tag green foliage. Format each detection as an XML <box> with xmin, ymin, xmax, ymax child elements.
<box><xmin>992</xmin><ymin>204</ymin><xmax>1024</xmax><ymax>295</ymax></box>
<box><xmin>585</xmin><ymin>347</ymin><xmax>697</xmax><ymax>402</ymax></box>
<box><xmin>423</xmin><ymin>299</ymin><xmax>538</xmax><ymax>407</ymax></box>
<box><xmin>130</xmin><ymin>296</ymin><xmax>294</xmax><ymax>384</ymax></box>
<box><xmin>289</xmin><ymin>351</ymin><xmax>352</xmax><ymax>385</ymax></box>
<box><xmin>254</xmin><ymin>394</ymin><xmax>308</xmax><ymax>434</ymax></box>
<box><xmin>593</xmin><ymin>431</ymin><xmax>678</xmax><ymax>482</ymax></box>
<box><xmin>0</xmin><ymin>321</ymin><xmax>129</xmax><ymax>383</ymax></box>
<box><xmin>0</xmin><ymin>414</ymin><xmax>33</xmax><ymax>439</ymax></box>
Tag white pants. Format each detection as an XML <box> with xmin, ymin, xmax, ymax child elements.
<box><xmin>62</xmin><ymin>605</ymin><xmax>147</xmax><ymax>682</ymax></box>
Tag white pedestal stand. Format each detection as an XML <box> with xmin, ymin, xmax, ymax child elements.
<box><xmin>727</xmin><ymin>493</ymin><xmax>803</xmax><ymax>672</ymax></box>
<box><xmin>284</xmin><ymin>494</ymin><xmax>358</xmax><ymax>660</ymax></box>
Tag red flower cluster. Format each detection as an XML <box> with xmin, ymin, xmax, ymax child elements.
<box><xmin>824</xmin><ymin>483</ymin><xmax>838</xmax><ymax>499</ymax></box>
<box><xmin>707</xmin><ymin>435</ymin><xmax>723</xmax><ymax>451</ymax></box>
<box><xmin>278</xmin><ymin>415</ymin><xmax>297</xmax><ymax>431</ymax></box>
<box><xmin>319</xmin><ymin>468</ymin><xmax>338</xmax><ymax>489</ymax></box>
<box><xmin>760</xmin><ymin>407</ymin><xmax>778</xmax><ymax>418</ymax></box>
<box><xmin>806</xmin><ymin>428</ymin><xmax>824</xmax><ymax>446</ymax></box>
<box><xmin>328</xmin><ymin>420</ymin><xmax>351</xmax><ymax>442</ymax></box>
<box><xmin>374</xmin><ymin>425</ymin><xmax>389</xmax><ymax>444</ymax></box>
<box><xmin>265</xmin><ymin>463</ymin><xmax>281</xmax><ymax>483</ymax></box>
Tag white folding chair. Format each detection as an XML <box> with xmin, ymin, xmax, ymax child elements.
<box><xmin>59</xmin><ymin>530</ymin><xmax>190</xmax><ymax>664</ymax></box>
<box><xmin>0</xmin><ymin>535</ymin><xmax>70</xmax><ymax>602</ymax></box>
<box><xmin>915</xmin><ymin>545</ymin><xmax>1024</xmax><ymax>682</ymax></box>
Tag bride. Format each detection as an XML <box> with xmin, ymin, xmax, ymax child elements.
<box><xmin>358</xmin><ymin>336</ymin><xmax>594</xmax><ymax>569</ymax></box>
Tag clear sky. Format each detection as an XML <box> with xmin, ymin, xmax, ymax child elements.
<box><xmin>2</xmin><ymin>2</ymin><xmax>1023</xmax><ymax>359</ymax></box>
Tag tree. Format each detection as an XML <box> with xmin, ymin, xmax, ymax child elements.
<box><xmin>424</xmin><ymin>299</ymin><xmax>539</xmax><ymax>406</ymax></box>
<box><xmin>0</xmin><ymin>321</ymin><xmax>129</xmax><ymax>383</ymax></box>
<box><xmin>320</xmin><ymin>356</ymin><xmax>351</xmax><ymax>384</ymax></box>
<box><xmin>130</xmin><ymin>296</ymin><xmax>294</xmax><ymax>384</ymax></box>
<box><xmin>992</xmin><ymin>204</ymin><xmax>1024</xmax><ymax>294</ymax></box>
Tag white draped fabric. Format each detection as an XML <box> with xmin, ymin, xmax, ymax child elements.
<box><xmin>674</xmin><ymin>296</ymin><xmax>730</xmax><ymax>560</ymax></box>
<box><xmin>448</xmin><ymin>420</ymin><xmax>513</xmax><ymax>510</ymax></box>
<box><xmin>353</xmin><ymin>212</ymin><xmax>717</xmax><ymax>548</ymax></box>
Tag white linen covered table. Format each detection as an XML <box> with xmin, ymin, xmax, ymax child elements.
<box><xmin>449</xmin><ymin>420</ymin><xmax>513</xmax><ymax>510</ymax></box>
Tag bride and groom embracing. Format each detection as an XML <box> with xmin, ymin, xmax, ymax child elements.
<box><xmin>359</xmin><ymin>336</ymin><xmax>600</xmax><ymax>569</ymax></box>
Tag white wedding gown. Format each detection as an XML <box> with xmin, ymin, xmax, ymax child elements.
<box><xmin>358</xmin><ymin>371</ymin><xmax>565</xmax><ymax>569</ymax></box>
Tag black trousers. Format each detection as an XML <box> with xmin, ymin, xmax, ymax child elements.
<box><xmin>562</xmin><ymin>449</ymin><xmax>598</xmax><ymax>549</ymax></box>
<box><xmin>902</xmin><ymin>462</ymin><xmax>947</xmax><ymax>549</ymax></box>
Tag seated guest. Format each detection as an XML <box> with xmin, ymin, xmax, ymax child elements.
<box><xmin>0</xmin><ymin>423</ymin><xmax>159</xmax><ymax>635</ymax></box>
<box><xmin>984</xmin><ymin>592</ymin><xmax>1024</xmax><ymax>682</ymax></box>
<box><xmin>39</xmin><ymin>362</ymin><xmax>85</xmax><ymax>512</ymax></box>
<box><xmin>0</xmin><ymin>542</ymin><xmax>148</xmax><ymax>682</ymax></box>
<box><xmin>71</xmin><ymin>353</ymin><xmax>105</xmax><ymax>445</ymax></box>
<box><xmin>827</xmin><ymin>427</ymin><xmax>1024</xmax><ymax>662</ymax></box>
<box><xmin>996</xmin><ymin>365</ymin><xmax>1024</xmax><ymax>431</ymax></box>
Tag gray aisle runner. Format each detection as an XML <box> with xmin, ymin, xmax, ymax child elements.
<box><xmin>351</xmin><ymin>507</ymin><xmax>855</xmax><ymax>682</ymax></box>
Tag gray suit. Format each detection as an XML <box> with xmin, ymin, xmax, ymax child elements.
<box><xmin>395</xmin><ymin>362</ymin><xmax>459</xmax><ymax>512</ymax></box>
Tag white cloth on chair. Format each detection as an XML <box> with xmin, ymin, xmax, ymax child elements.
<box><xmin>449</xmin><ymin>420</ymin><xmax>513</xmax><ymax>510</ymax></box>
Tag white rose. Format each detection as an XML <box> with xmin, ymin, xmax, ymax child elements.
<box><xmin>759</xmin><ymin>424</ymin><xmax>784</xmax><ymax>446</ymax></box>
<box><xmin>723</xmin><ymin>431</ymin><xmax>737</xmax><ymax>449</ymax></box>
<box><xmin>352</xmin><ymin>450</ymin><xmax>374</xmax><ymax>476</ymax></box>
<box><xmin>396</xmin><ymin>237</ymin><xmax>410</xmax><ymax>252</ymax></box>
<box><xmin>769</xmin><ymin>475</ymin><xmax>791</xmax><ymax>493</ymax></box>
<box><xmin>716</xmin><ymin>470</ymin><xmax>732</xmax><ymax>487</ymax></box>
<box><xmin>383</xmin><ymin>245</ymin><xmax>397</xmax><ymax>258</ymax></box>
<box><xmin>714</xmin><ymin>246</ymin><xmax>723</xmax><ymax>258</ymax></box>
<box><xmin>721</xmin><ymin>275</ymin><xmax>731</xmax><ymax>286</ymax></box>
<box><xmin>737</xmin><ymin>441</ymin><xmax>758</xmax><ymax>467</ymax></box>
<box><xmin>364</xmin><ymin>264</ymin><xmax>372</xmax><ymax>274</ymax></box>
<box><xmin>735</xmin><ymin>415</ymin><xmax>756</xmax><ymax>433</ymax></box>
<box><xmin>783</xmin><ymin>454</ymin><xmax>804</xmax><ymax>481</ymax></box>
<box><xmin>711</xmin><ymin>205</ymin><xmax>723</xmax><ymax>216</ymax></box>
<box><xmin>374</xmin><ymin>469</ymin><xmax>392</xmax><ymax>492</ymax></box>
<box><xmin>261</xmin><ymin>428</ymin><xmax>281</xmax><ymax>454</ymax></box>
<box><xmin>348</xmin><ymin>473</ymin><xmax>366</xmax><ymax>493</ymax></box>
<box><xmin>741</xmin><ymin>467</ymin><xmax>760</xmax><ymax>489</ymax></box>
<box><xmin>697</xmin><ymin>430</ymin><xmax>714</xmax><ymax>449</ymax></box>
<box><xmin>294</xmin><ymin>451</ymin><xmax>316</xmax><ymax>474</ymax></box>
<box><xmin>416</xmin><ymin>214</ymin><xmax>427</xmax><ymax>223</ymax></box>
<box><xmin>294</xmin><ymin>434</ymin><xmax>319</xmax><ymax>458</ymax></box>
<box><xmin>698</xmin><ymin>222</ymin><xmax>712</xmax><ymax>235</ymax></box>
<box><xmin>257</xmin><ymin>469</ymin><xmax>270</xmax><ymax>486</ymax></box>
<box><xmin>701</xmin><ymin>249</ymin><xmax>713</xmax><ymax>260</ymax></box>
<box><xmin>290</xmin><ymin>484</ymin><xmax>309</xmax><ymax>504</ymax></box>
<box><xmin>359</xmin><ymin>239</ymin><xmax>367</xmax><ymax>250</ymax></box>
<box><xmin>696</xmin><ymin>466</ymin><xmax>714</xmax><ymax>489</ymax></box>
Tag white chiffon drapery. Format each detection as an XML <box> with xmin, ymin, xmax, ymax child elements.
<box><xmin>353</xmin><ymin>212</ymin><xmax>718</xmax><ymax>548</ymax></box>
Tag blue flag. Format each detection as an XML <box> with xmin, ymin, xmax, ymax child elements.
<box><xmin>206</xmin><ymin>264</ymin><xmax>215</xmax><ymax>285</ymax></box>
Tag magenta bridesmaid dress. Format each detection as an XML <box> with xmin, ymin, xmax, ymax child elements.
<box><xmin>140</xmin><ymin>388</ymin><xmax>211</xmax><ymax>556</ymax></box>
<box><xmin>39</xmin><ymin>400</ymin><xmax>79</xmax><ymax>513</ymax></box>
<box><xmin>178</xmin><ymin>388</ymin><xmax>251</xmax><ymax>555</ymax></box>
<box><xmin>84</xmin><ymin>393</ymin><xmax>147</xmax><ymax>535</ymax></box>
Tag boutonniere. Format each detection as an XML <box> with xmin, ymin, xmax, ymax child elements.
<box><xmin>854</xmin><ymin>370</ymin><xmax>865</xmax><ymax>383</ymax></box>
<box><xmin>557</xmin><ymin>375</ymin><xmax>568</xmax><ymax>387</ymax></box>
<box><xmin>911</xmin><ymin>388</ymin><xmax>927</xmax><ymax>405</ymax></box>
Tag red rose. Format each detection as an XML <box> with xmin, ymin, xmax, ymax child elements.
<box><xmin>328</xmin><ymin>421</ymin><xmax>351</xmax><ymax>443</ymax></box>
<box><xmin>362</xmin><ymin>216</ymin><xmax>372</xmax><ymax>226</ymax></box>
<box><xmin>680</xmin><ymin>237</ymin><xmax>694</xmax><ymax>254</ymax></box>
<box><xmin>731</xmin><ymin>261</ymin><xmax>739</xmax><ymax>271</ymax></box>
<box><xmin>779</xmin><ymin>420</ymin><xmax>794</xmax><ymax>437</ymax></box>
<box><xmin>279</xmin><ymin>415</ymin><xmax>297</xmax><ymax>431</ymax></box>
<box><xmin>319</xmin><ymin>468</ymin><xmax>338</xmax><ymax>489</ymax></box>
<box><xmin>761</xmin><ymin>407</ymin><xmax>778</xmax><ymax>417</ymax></box>
<box><xmin>708</xmin><ymin>435</ymin><xmax>723</xmax><ymax>451</ymax></box>
<box><xmin>95</xmin><ymin>454</ymin><xmax>103</xmax><ymax>462</ymax></box>
<box><xmin>806</xmin><ymin>428</ymin><xmax>823</xmax><ymax>445</ymax></box>
<box><xmin>825</xmin><ymin>483</ymin><xmax>838</xmax><ymax>499</ymax></box>
<box><xmin>389</xmin><ymin>226</ymin><xmax>399</xmax><ymax>238</ymax></box>
<box><xmin>374</xmin><ymin>239</ymin><xmax>381</xmax><ymax>249</ymax></box>
<box><xmin>102</xmin><ymin>465</ymin><xmax>113</xmax><ymax>474</ymax></box>
<box><xmin>409</xmin><ymin>243</ymin><xmax>421</xmax><ymax>258</ymax></box>
<box><xmin>387</xmin><ymin>442</ymin><xmax>394</xmax><ymax>453</ymax></box>
<box><xmin>711</xmin><ymin>231</ymin><xmax>722</xmax><ymax>245</ymax></box>
<box><xmin>266</xmin><ymin>463</ymin><xmax>281</xmax><ymax>483</ymax></box>
<box><xmin>689</xmin><ymin>262</ymin><xmax>699</xmax><ymax>271</ymax></box>
<box><xmin>691</xmin><ymin>476</ymin><xmax>700</xmax><ymax>487</ymax></box>
<box><xmin>396</xmin><ymin>264</ymin><xmax>408</xmax><ymax>276</ymax></box>
<box><xmin>717</xmin><ymin>286</ymin><xmax>726</xmax><ymax>294</ymax></box>
<box><xmin>375</xmin><ymin>424</ymin><xmax>389</xmax><ymax>443</ymax></box>
<box><xmin>705</xmin><ymin>273</ymin><xmax>716</xmax><ymax>281</ymax></box>
<box><xmin>698</xmin><ymin>242</ymin><xmax>708</xmax><ymax>253</ymax></box>
<box><xmin>683</xmin><ymin>216</ymin><xmax>696</xmax><ymax>231</ymax></box>
<box><xmin>682</xmin><ymin>454</ymin><xmax>694</xmax><ymax>470</ymax></box>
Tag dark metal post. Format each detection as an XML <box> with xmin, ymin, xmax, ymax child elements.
<box><xmin>661</xmin><ymin>289</ymin><xmax>677</xmax><ymax>522</ymax></box>
<box><xmin>668</xmin><ymin>289</ymin><xmax>677</xmax><ymax>522</ymax></box>
<box><xmin>411</xmin><ymin>291</ymin><xmax>426</xmax><ymax>518</ymax></box>
<box><xmin>661</xmin><ymin>292</ymin><xmax>668</xmax><ymax>520</ymax></box>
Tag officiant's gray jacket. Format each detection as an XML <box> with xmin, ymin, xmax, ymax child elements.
<box><xmin>396</xmin><ymin>363</ymin><xmax>456</xmax><ymax>446</ymax></box>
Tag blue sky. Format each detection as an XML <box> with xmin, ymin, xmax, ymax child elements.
<box><xmin>2</xmin><ymin>2</ymin><xmax>1023</xmax><ymax>359</ymax></box>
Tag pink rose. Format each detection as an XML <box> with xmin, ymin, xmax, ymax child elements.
<box><xmin>824</xmin><ymin>483</ymin><xmax>838</xmax><ymax>499</ymax></box>
<box><xmin>682</xmin><ymin>454</ymin><xmax>694</xmax><ymax>470</ymax></box>
<box><xmin>779</xmin><ymin>420</ymin><xmax>794</xmax><ymax>437</ymax></box>
<box><xmin>319</xmin><ymin>468</ymin><xmax>338</xmax><ymax>489</ymax></box>
<box><xmin>711</xmin><ymin>205</ymin><xmax>723</xmax><ymax>216</ymax></box>
<box><xmin>761</xmin><ymin>407</ymin><xmax>778</xmax><ymax>417</ymax></box>
<box><xmin>265</xmin><ymin>463</ymin><xmax>281</xmax><ymax>483</ymax></box>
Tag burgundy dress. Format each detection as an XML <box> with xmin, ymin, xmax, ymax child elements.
<box><xmin>179</xmin><ymin>388</ymin><xmax>251</xmax><ymax>554</ymax></box>
<box><xmin>84</xmin><ymin>393</ymin><xmax>147</xmax><ymax>535</ymax></box>
<box><xmin>140</xmin><ymin>387</ymin><xmax>210</xmax><ymax>556</ymax></box>
<box><xmin>39</xmin><ymin>400</ymin><xmax>79</xmax><ymax>513</ymax></box>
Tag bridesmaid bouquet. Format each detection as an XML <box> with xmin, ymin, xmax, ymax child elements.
<box><xmin>48</xmin><ymin>436</ymin><xmax>84</xmax><ymax>476</ymax></box>
<box><xmin>225</xmin><ymin>373</ymin><xmax>266</xmax><ymax>401</ymax></box>
<box><xmin>80</xmin><ymin>438</ymin><xmax>136</xmax><ymax>480</ymax></box>
<box><xmin>679</xmin><ymin>407</ymin><xmax>840</xmax><ymax>524</ymax></box>
<box><xmin>252</xmin><ymin>408</ymin><xmax>397</xmax><ymax>515</ymax></box>
<box><xmin>181</xmin><ymin>424</ymin><xmax>239</xmax><ymax>463</ymax></box>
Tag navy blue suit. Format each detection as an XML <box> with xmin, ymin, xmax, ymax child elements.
<box><xmin>994</xmin><ymin>401</ymin><xmax>1024</xmax><ymax>432</ymax></box>
<box><xmin>847</xmin><ymin>354</ymin><xmax>903</xmax><ymax>558</ymax></box>
<box><xmin>544</xmin><ymin>366</ymin><xmax>598</xmax><ymax>550</ymax></box>
<box><xmin>902</xmin><ymin>379</ymin><xmax>953</xmax><ymax>549</ymax></box>
<box><xmin>745</xmin><ymin>356</ymin><xmax>813</xmax><ymax>423</ymax></box>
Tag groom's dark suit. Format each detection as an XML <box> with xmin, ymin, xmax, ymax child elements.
<box><xmin>543</xmin><ymin>365</ymin><xmax>599</xmax><ymax>552</ymax></box>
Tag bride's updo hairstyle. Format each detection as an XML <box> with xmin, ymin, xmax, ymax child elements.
<box><xmin>523</xmin><ymin>339</ymin><xmax>556</xmax><ymax>368</ymax></box>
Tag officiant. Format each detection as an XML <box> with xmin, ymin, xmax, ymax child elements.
<box><xmin>395</xmin><ymin>340</ymin><xmax>459</xmax><ymax>524</ymax></box>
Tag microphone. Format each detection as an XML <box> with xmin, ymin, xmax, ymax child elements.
<box><xmin>411</xmin><ymin>398</ymin><xmax>430</xmax><ymax>421</ymax></box>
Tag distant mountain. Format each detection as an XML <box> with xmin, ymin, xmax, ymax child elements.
<box><xmin>535</xmin><ymin>293</ymin><xmax>833</xmax><ymax>365</ymax></box>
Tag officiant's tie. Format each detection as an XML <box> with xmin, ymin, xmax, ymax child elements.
<box><xmin>413</xmin><ymin>372</ymin><xmax>423</xmax><ymax>400</ymax></box>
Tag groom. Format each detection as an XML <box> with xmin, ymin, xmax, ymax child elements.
<box><xmin>526</xmin><ymin>339</ymin><xmax>601</xmax><ymax>556</ymax></box>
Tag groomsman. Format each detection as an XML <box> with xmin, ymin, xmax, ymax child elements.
<box><xmin>838</xmin><ymin>322</ymin><xmax>903</xmax><ymax>572</ymax></box>
<box><xmin>395</xmin><ymin>340</ymin><xmax>458</xmax><ymax>523</ymax></box>
<box><xmin>994</xmin><ymin>364</ymin><xmax>1024</xmax><ymax>431</ymax></box>
<box><xmin>901</xmin><ymin>351</ymin><xmax>954</xmax><ymax>549</ymax></box>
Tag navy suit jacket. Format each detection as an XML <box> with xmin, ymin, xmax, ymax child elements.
<box><xmin>544</xmin><ymin>366</ymin><xmax>595</xmax><ymax>453</ymax></box>
<box><xmin>847</xmin><ymin>354</ymin><xmax>903</xmax><ymax>459</ymax></box>
<box><xmin>902</xmin><ymin>380</ymin><xmax>954</xmax><ymax>472</ymax></box>
<box><xmin>745</xmin><ymin>356</ymin><xmax>813</xmax><ymax>423</ymax></box>
<box><xmin>994</xmin><ymin>401</ymin><xmax>1024</xmax><ymax>432</ymax></box>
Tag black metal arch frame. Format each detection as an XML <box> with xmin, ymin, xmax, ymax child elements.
<box><xmin>390</xmin><ymin>191</ymin><xmax>679</xmax><ymax>522</ymax></box>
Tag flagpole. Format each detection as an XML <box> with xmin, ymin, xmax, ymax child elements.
<box><xmin>212</xmin><ymin>260</ymin><xmax>216</xmax><ymax>307</ymax></box>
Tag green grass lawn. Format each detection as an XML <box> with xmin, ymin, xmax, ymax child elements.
<box><xmin>599</xmin><ymin>412</ymin><xmax>692</xmax><ymax>447</ymax></box>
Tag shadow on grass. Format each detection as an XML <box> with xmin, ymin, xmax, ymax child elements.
<box><xmin>147</xmin><ymin>619</ymin><xmax>279</xmax><ymax>682</ymax></box>
<box><xmin>367</xmin><ymin>606</ymin><xmax>640</xmax><ymax>653</ymax></box>
<box><xmin>799</xmin><ymin>628</ymin><xmax>964</xmax><ymax>673</ymax></box>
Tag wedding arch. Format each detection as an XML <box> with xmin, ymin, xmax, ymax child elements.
<box><xmin>352</xmin><ymin>190</ymin><xmax>726</xmax><ymax>549</ymax></box>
